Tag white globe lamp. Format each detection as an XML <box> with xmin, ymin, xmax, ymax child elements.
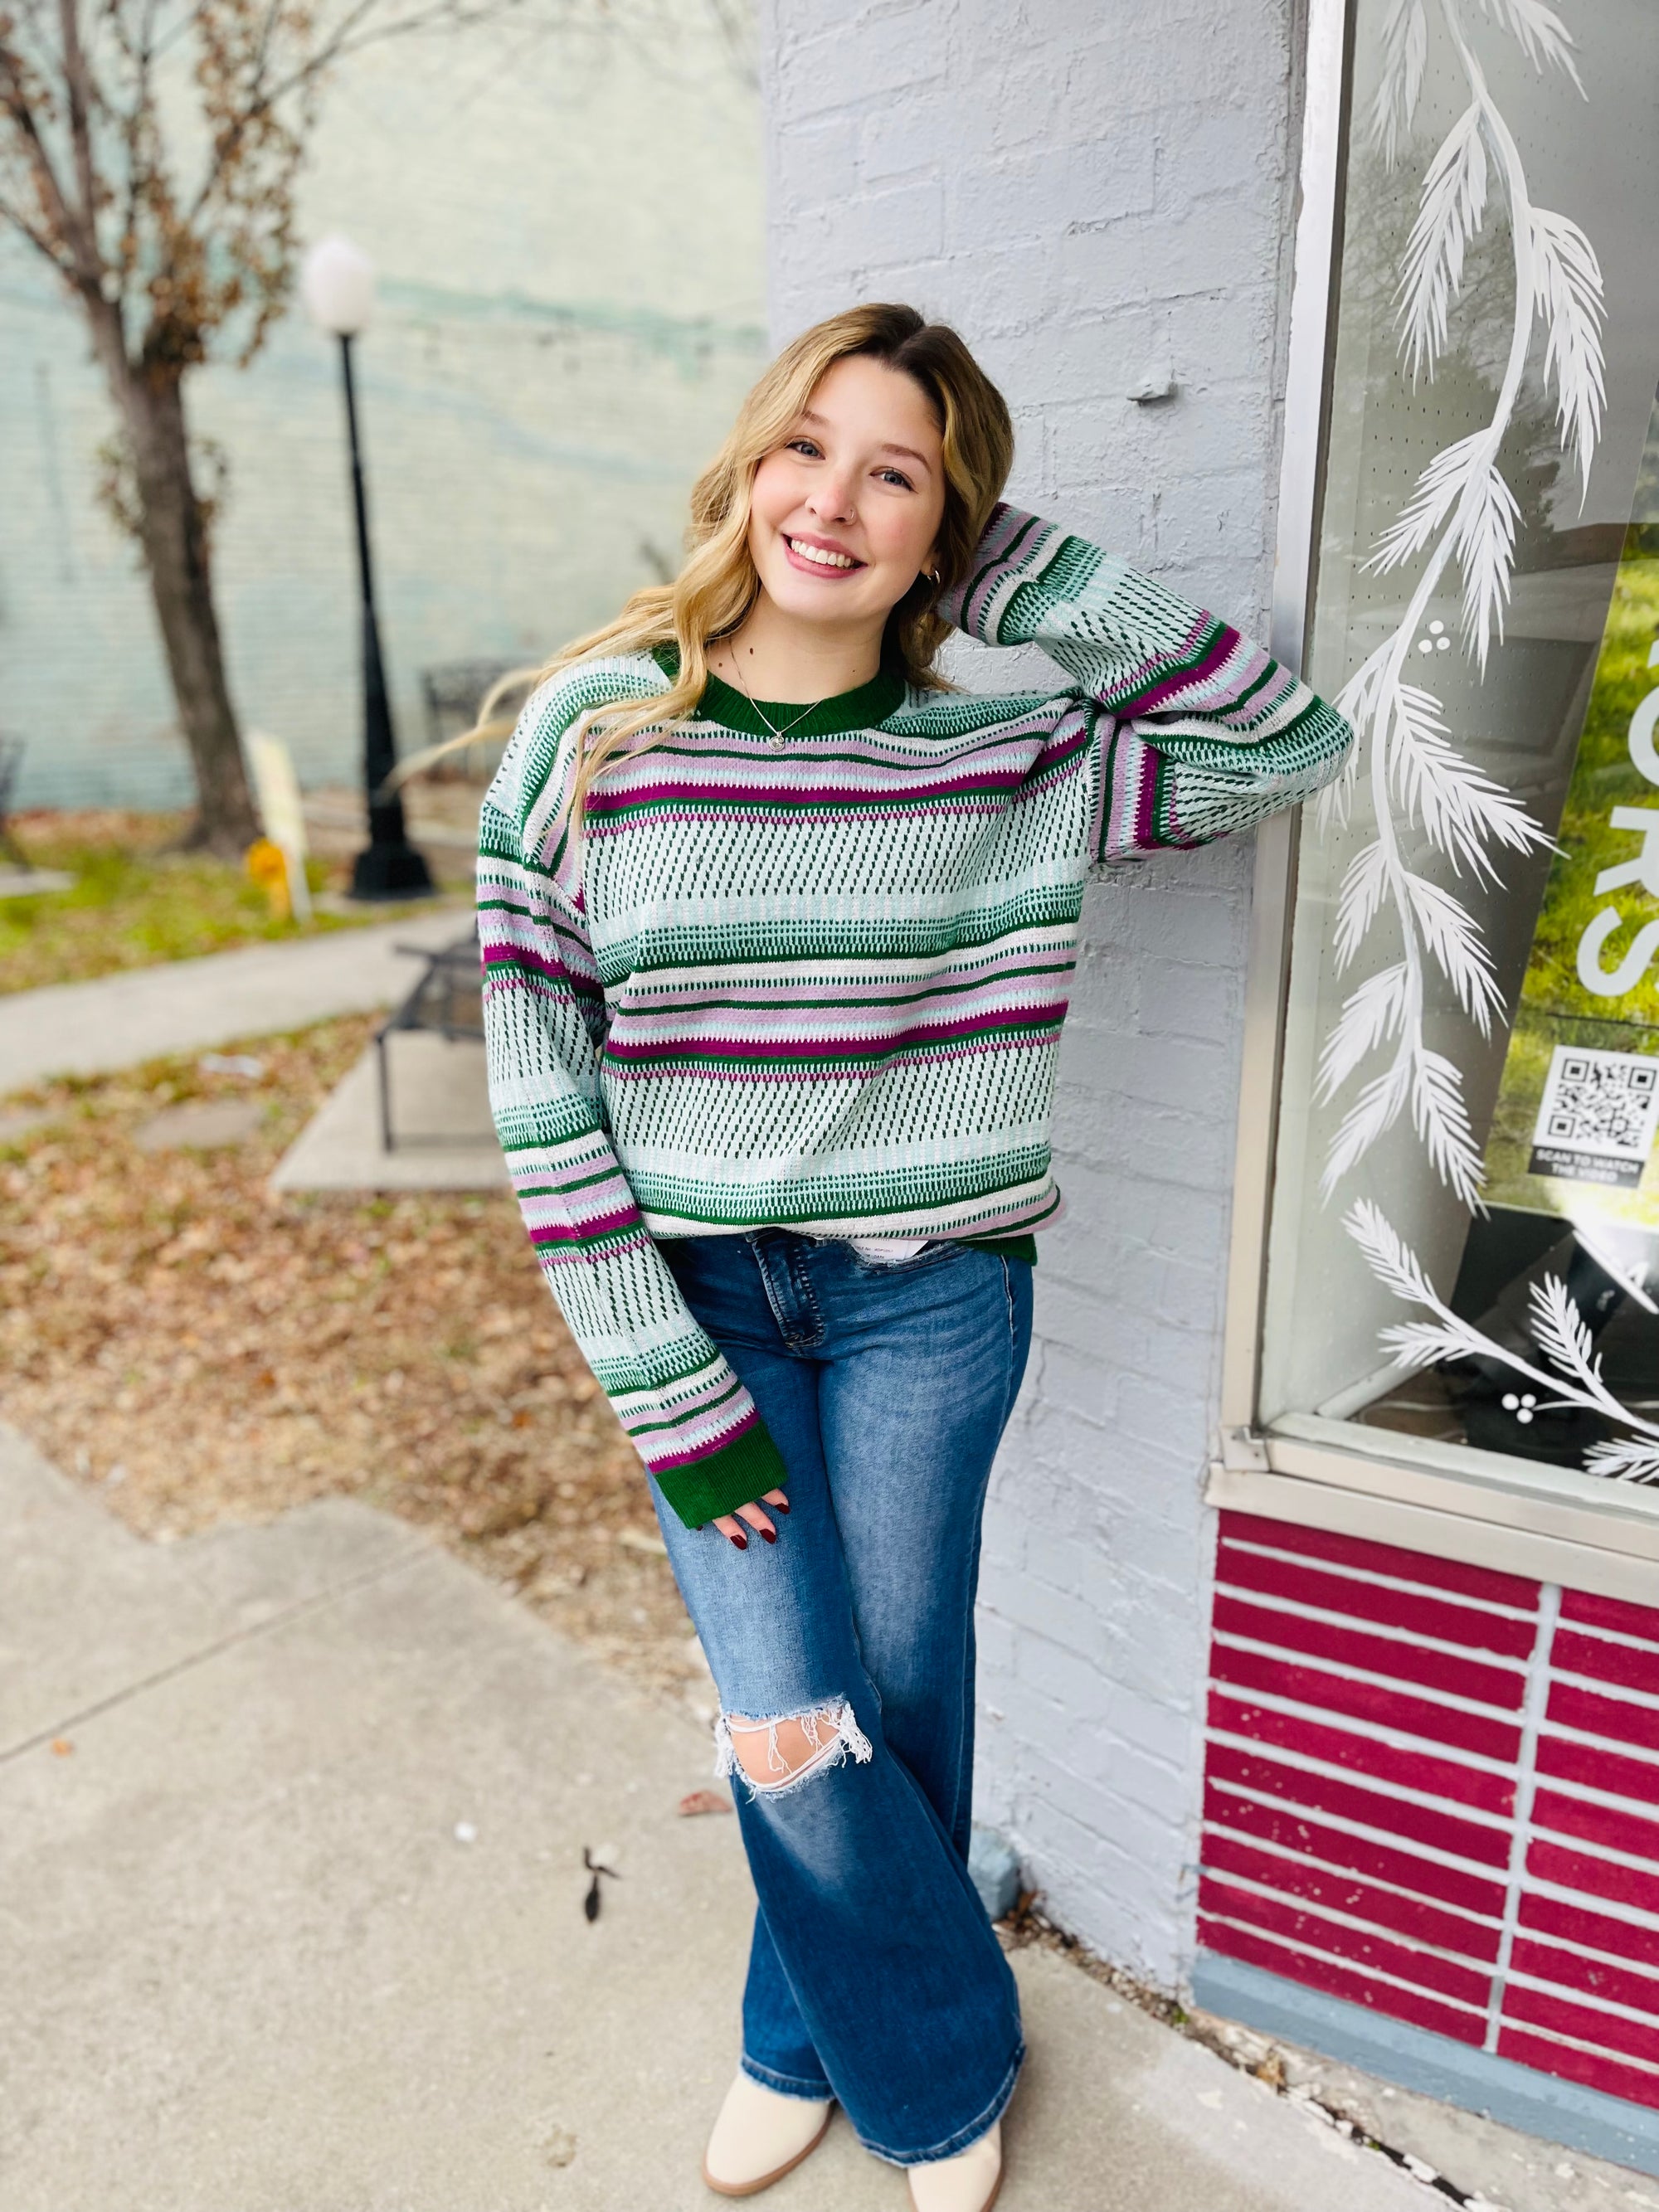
<box><xmin>300</xmin><ymin>235</ymin><xmax>377</xmax><ymax>338</ymax></box>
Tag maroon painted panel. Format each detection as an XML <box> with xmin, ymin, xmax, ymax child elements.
<box><xmin>1214</xmin><ymin>1545</ymin><xmax>1538</xmax><ymax>1658</ymax></box>
<box><xmin>1207</xmin><ymin>1690</ymin><xmax>1516</xmax><ymax>1816</ymax></box>
<box><xmin>1520</xmin><ymin>1890</ymin><xmax>1659</xmax><ymax>1976</ymax></box>
<box><xmin>1498</xmin><ymin>2025</ymin><xmax>1659</xmax><ymax>2112</ymax></box>
<box><xmin>1535</xmin><ymin>1731</ymin><xmax>1659</xmax><ymax>1810</ymax></box>
<box><xmin>1219</xmin><ymin>1514</ymin><xmax>1540</xmax><ymax>1609</ymax></box>
<box><xmin>1560</xmin><ymin>1589</ymin><xmax>1659</xmax><ymax>1644</ymax></box>
<box><xmin>1533</xmin><ymin>1787</ymin><xmax>1659</xmax><ymax>1868</ymax></box>
<box><xmin>1204</xmin><ymin>1739</ymin><xmax>1513</xmax><ymax>1865</ymax></box>
<box><xmin>1511</xmin><ymin>1935</ymin><xmax>1659</xmax><ymax>2019</ymax></box>
<box><xmin>1211</xmin><ymin>1592</ymin><xmax>1527</xmax><ymax>1710</ymax></box>
<box><xmin>1200</xmin><ymin>1829</ymin><xmax>1502</xmax><ymax>1960</ymax></box>
<box><xmin>1211</xmin><ymin>1646</ymin><xmax>1522</xmax><ymax>1762</ymax></box>
<box><xmin>1547</xmin><ymin>1680</ymin><xmax>1659</xmax><ymax>1755</ymax></box>
<box><xmin>1200</xmin><ymin>1787</ymin><xmax>1508</xmax><ymax>1917</ymax></box>
<box><xmin>1505</xmin><ymin>1982</ymin><xmax>1659</xmax><ymax>2071</ymax></box>
<box><xmin>1197</xmin><ymin>1916</ymin><xmax>1486</xmax><ymax>2044</ymax></box>
<box><xmin>1554</xmin><ymin>1628</ymin><xmax>1659</xmax><ymax>1699</ymax></box>
<box><xmin>1199</xmin><ymin>1874</ymin><xmax>1492</xmax><ymax>2007</ymax></box>
<box><xmin>1205</xmin><ymin>1514</ymin><xmax>1659</xmax><ymax>2129</ymax></box>
<box><xmin>1525</xmin><ymin>1839</ymin><xmax>1659</xmax><ymax>1918</ymax></box>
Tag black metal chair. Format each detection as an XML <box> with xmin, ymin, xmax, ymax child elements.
<box><xmin>418</xmin><ymin>659</ymin><xmax>532</xmax><ymax>778</ymax></box>
<box><xmin>376</xmin><ymin>926</ymin><xmax>486</xmax><ymax>1150</ymax></box>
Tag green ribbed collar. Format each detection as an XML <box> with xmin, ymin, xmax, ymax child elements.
<box><xmin>651</xmin><ymin>642</ymin><xmax>904</xmax><ymax>739</ymax></box>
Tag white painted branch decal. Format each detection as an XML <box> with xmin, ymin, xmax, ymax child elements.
<box><xmin>1317</xmin><ymin>0</ymin><xmax>1604</xmax><ymax>1208</ymax></box>
<box><xmin>1345</xmin><ymin>1200</ymin><xmax>1659</xmax><ymax>1483</ymax></box>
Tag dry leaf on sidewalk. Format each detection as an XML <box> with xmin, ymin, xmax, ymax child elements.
<box><xmin>678</xmin><ymin>1789</ymin><xmax>732</xmax><ymax>1817</ymax></box>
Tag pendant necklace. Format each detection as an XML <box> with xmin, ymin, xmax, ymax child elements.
<box><xmin>718</xmin><ymin>649</ymin><xmax>825</xmax><ymax>751</ymax></box>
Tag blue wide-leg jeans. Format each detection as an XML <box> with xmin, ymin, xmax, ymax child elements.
<box><xmin>647</xmin><ymin>1230</ymin><xmax>1033</xmax><ymax>2168</ymax></box>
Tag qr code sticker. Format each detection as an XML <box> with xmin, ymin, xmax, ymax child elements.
<box><xmin>1530</xmin><ymin>1044</ymin><xmax>1659</xmax><ymax>1188</ymax></box>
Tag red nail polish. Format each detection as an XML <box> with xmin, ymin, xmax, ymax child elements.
<box><xmin>761</xmin><ymin>1527</ymin><xmax>777</xmax><ymax>1544</ymax></box>
<box><xmin>730</xmin><ymin>1533</ymin><xmax>747</xmax><ymax>1550</ymax></box>
<box><xmin>774</xmin><ymin>1500</ymin><xmax>791</xmax><ymax>1514</ymax></box>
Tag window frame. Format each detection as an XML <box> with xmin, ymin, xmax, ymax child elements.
<box><xmin>1211</xmin><ymin>0</ymin><xmax>1659</xmax><ymax>1608</ymax></box>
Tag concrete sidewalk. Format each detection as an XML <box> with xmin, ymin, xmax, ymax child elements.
<box><xmin>0</xmin><ymin>1423</ymin><xmax>1438</xmax><ymax>2212</ymax></box>
<box><xmin>0</xmin><ymin>905</ymin><xmax>470</xmax><ymax>1093</ymax></box>
<box><xmin>271</xmin><ymin>1034</ymin><xmax>508</xmax><ymax>1192</ymax></box>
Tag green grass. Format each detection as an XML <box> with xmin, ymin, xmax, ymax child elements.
<box><xmin>0</xmin><ymin>813</ymin><xmax>441</xmax><ymax>996</ymax></box>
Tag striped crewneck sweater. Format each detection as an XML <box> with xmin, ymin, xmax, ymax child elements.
<box><xmin>478</xmin><ymin>503</ymin><xmax>1353</xmax><ymax>1527</ymax></box>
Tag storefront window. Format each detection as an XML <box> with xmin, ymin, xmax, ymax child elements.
<box><xmin>1260</xmin><ymin>0</ymin><xmax>1659</xmax><ymax>1492</ymax></box>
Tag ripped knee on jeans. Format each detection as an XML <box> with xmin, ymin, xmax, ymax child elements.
<box><xmin>713</xmin><ymin>1700</ymin><xmax>873</xmax><ymax>1798</ymax></box>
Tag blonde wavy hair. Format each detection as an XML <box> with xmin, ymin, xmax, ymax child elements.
<box><xmin>406</xmin><ymin>303</ymin><xmax>1014</xmax><ymax>829</ymax></box>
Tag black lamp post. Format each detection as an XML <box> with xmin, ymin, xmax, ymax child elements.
<box><xmin>301</xmin><ymin>235</ymin><xmax>433</xmax><ymax>901</ymax></box>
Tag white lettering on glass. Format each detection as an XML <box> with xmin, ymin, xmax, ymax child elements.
<box><xmin>1577</xmin><ymin>908</ymin><xmax>1659</xmax><ymax>997</ymax></box>
<box><xmin>1593</xmin><ymin>807</ymin><xmax>1659</xmax><ymax>897</ymax></box>
<box><xmin>1572</xmin><ymin>642</ymin><xmax>1659</xmax><ymax>999</ymax></box>
<box><xmin>1627</xmin><ymin>640</ymin><xmax>1659</xmax><ymax>785</ymax></box>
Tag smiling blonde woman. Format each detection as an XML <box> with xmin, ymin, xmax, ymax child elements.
<box><xmin>477</xmin><ymin>303</ymin><xmax>1352</xmax><ymax>2210</ymax></box>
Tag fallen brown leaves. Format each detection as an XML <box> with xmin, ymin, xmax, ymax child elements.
<box><xmin>0</xmin><ymin>1017</ymin><xmax>710</xmax><ymax>1707</ymax></box>
<box><xmin>677</xmin><ymin>1790</ymin><xmax>733</xmax><ymax>1817</ymax></box>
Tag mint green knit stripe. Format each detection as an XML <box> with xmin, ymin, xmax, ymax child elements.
<box><xmin>609</xmin><ymin>897</ymin><xmax>1086</xmax><ymax>975</ymax></box>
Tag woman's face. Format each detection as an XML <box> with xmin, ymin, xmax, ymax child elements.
<box><xmin>747</xmin><ymin>353</ymin><xmax>948</xmax><ymax>634</ymax></box>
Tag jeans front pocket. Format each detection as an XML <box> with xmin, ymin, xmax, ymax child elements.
<box><xmin>844</xmin><ymin>1237</ymin><xmax>962</xmax><ymax>1276</ymax></box>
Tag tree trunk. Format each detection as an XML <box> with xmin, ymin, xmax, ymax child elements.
<box><xmin>115</xmin><ymin>364</ymin><xmax>258</xmax><ymax>856</ymax></box>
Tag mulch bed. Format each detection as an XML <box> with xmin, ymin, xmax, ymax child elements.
<box><xmin>0</xmin><ymin>1016</ymin><xmax>710</xmax><ymax>1711</ymax></box>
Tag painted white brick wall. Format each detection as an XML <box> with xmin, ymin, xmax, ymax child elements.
<box><xmin>760</xmin><ymin>0</ymin><xmax>1306</xmax><ymax>1986</ymax></box>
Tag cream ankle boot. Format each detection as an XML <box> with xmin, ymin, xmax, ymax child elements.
<box><xmin>907</xmin><ymin>2119</ymin><xmax>1003</xmax><ymax>2212</ymax></box>
<box><xmin>702</xmin><ymin>2070</ymin><xmax>834</xmax><ymax>2197</ymax></box>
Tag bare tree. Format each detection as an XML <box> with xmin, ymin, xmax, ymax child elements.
<box><xmin>0</xmin><ymin>0</ymin><xmax>707</xmax><ymax>851</ymax></box>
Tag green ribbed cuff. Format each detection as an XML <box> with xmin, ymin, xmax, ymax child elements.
<box><xmin>654</xmin><ymin>1422</ymin><xmax>790</xmax><ymax>1530</ymax></box>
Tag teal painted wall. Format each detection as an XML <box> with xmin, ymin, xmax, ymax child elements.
<box><xmin>0</xmin><ymin>3</ymin><xmax>766</xmax><ymax>807</ymax></box>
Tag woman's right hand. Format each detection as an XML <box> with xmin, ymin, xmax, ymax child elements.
<box><xmin>713</xmin><ymin>1488</ymin><xmax>790</xmax><ymax>1549</ymax></box>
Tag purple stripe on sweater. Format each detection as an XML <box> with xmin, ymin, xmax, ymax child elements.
<box><xmin>481</xmin><ymin>939</ymin><xmax>598</xmax><ymax>989</ymax></box>
<box><xmin>961</xmin><ymin>566</ymin><xmax>1014</xmax><ymax>638</ymax></box>
<box><xmin>1121</xmin><ymin>624</ymin><xmax>1241</xmax><ymax>717</ymax></box>
<box><xmin>538</xmin><ymin>1230</ymin><xmax>653</xmax><ymax>1267</ymax></box>
<box><xmin>615</xmin><ymin>989</ymin><xmax>1059</xmax><ymax>1038</ymax></box>
<box><xmin>601</xmin><ymin>1003</ymin><xmax>1068</xmax><ymax>1062</ymax></box>
<box><xmin>585</xmin><ymin>763</ymin><xmax>1053</xmax><ymax>814</ymax></box>
<box><xmin>1102</xmin><ymin>729</ymin><xmax>1144</xmax><ymax>860</ymax></box>
<box><xmin>529</xmin><ymin>1206</ymin><xmax>644</xmax><ymax>1247</ymax></box>
<box><xmin>1134</xmin><ymin>744</ymin><xmax>1159</xmax><ymax>851</ymax></box>
<box><xmin>616</xmin><ymin>945</ymin><xmax>1078</xmax><ymax>1009</ymax></box>
<box><xmin>649</xmin><ymin>1403</ymin><xmax>759</xmax><ymax>1471</ymax></box>
<box><xmin>604</xmin><ymin>1031</ymin><xmax>1057</xmax><ymax>1085</ymax></box>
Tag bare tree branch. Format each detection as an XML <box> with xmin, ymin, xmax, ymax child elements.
<box><xmin>0</xmin><ymin>36</ymin><xmax>97</xmax><ymax>285</ymax></box>
<box><xmin>0</xmin><ymin>182</ymin><xmax>72</xmax><ymax>265</ymax></box>
<box><xmin>54</xmin><ymin>0</ymin><xmax>105</xmax><ymax>266</ymax></box>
